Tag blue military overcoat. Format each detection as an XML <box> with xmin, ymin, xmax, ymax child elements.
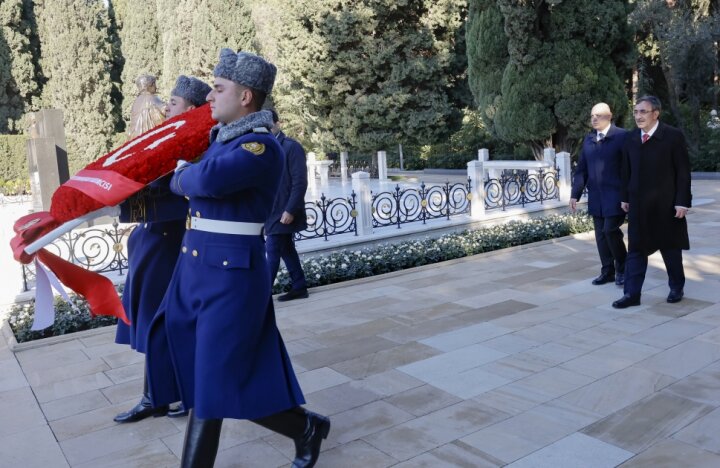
<box><xmin>571</xmin><ymin>125</ymin><xmax>627</xmax><ymax>218</ymax></box>
<box><xmin>264</xmin><ymin>131</ymin><xmax>308</xmax><ymax>235</ymax></box>
<box><xmin>115</xmin><ymin>175</ymin><xmax>187</xmax><ymax>353</ymax></box>
<box><xmin>145</xmin><ymin>112</ymin><xmax>305</xmax><ymax>420</ymax></box>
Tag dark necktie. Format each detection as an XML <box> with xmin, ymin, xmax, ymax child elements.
<box><xmin>642</xmin><ymin>134</ymin><xmax>649</xmax><ymax>144</ymax></box>
<box><xmin>598</xmin><ymin>132</ymin><xmax>605</xmax><ymax>141</ymax></box>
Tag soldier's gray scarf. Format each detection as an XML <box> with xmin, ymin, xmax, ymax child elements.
<box><xmin>210</xmin><ymin>110</ymin><xmax>273</xmax><ymax>143</ymax></box>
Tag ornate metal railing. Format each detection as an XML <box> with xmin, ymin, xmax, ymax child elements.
<box><xmin>484</xmin><ymin>168</ymin><xmax>559</xmax><ymax>210</ymax></box>
<box><xmin>294</xmin><ymin>192</ymin><xmax>357</xmax><ymax>242</ymax></box>
<box><xmin>371</xmin><ymin>179</ymin><xmax>472</xmax><ymax>228</ymax></box>
<box><xmin>21</xmin><ymin>222</ymin><xmax>136</xmax><ymax>292</ymax></box>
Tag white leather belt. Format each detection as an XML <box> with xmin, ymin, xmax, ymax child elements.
<box><xmin>190</xmin><ymin>217</ymin><xmax>264</xmax><ymax>235</ymax></box>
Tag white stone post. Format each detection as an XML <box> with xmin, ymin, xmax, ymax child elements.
<box><xmin>340</xmin><ymin>151</ymin><xmax>348</xmax><ymax>180</ymax></box>
<box><xmin>478</xmin><ymin>148</ymin><xmax>490</xmax><ymax>161</ymax></box>
<box><xmin>377</xmin><ymin>150</ymin><xmax>388</xmax><ymax>180</ymax></box>
<box><xmin>467</xmin><ymin>160</ymin><xmax>486</xmax><ymax>220</ymax></box>
<box><xmin>351</xmin><ymin>171</ymin><xmax>373</xmax><ymax>236</ymax></box>
<box><xmin>556</xmin><ymin>151</ymin><xmax>572</xmax><ymax>202</ymax></box>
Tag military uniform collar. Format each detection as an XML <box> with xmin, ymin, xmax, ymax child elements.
<box><xmin>210</xmin><ymin>110</ymin><xmax>274</xmax><ymax>143</ymax></box>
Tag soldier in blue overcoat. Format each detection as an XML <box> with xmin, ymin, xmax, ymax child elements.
<box><xmin>570</xmin><ymin>102</ymin><xmax>628</xmax><ymax>287</ymax></box>
<box><xmin>113</xmin><ymin>76</ymin><xmax>211</xmax><ymax>423</ymax></box>
<box><xmin>145</xmin><ymin>49</ymin><xmax>330</xmax><ymax>468</ymax></box>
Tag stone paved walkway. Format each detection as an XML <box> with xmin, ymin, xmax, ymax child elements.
<box><xmin>1</xmin><ymin>179</ymin><xmax>719</xmax><ymax>467</ymax></box>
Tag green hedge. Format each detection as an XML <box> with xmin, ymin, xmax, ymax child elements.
<box><xmin>0</xmin><ymin>135</ymin><xmax>29</xmax><ymax>193</ymax></box>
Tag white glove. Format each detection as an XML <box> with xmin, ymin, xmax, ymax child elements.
<box><xmin>175</xmin><ymin>159</ymin><xmax>189</xmax><ymax>172</ymax></box>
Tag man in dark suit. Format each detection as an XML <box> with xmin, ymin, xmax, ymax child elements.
<box><xmin>612</xmin><ymin>95</ymin><xmax>692</xmax><ymax>308</ymax></box>
<box><xmin>265</xmin><ymin>110</ymin><xmax>310</xmax><ymax>301</ymax></box>
<box><xmin>570</xmin><ymin>102</ymin><xmax>627</xmax><ymax>286</ymax></box>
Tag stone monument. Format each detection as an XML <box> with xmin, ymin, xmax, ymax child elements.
<box><xmin>25</xmin><ymin>110</ymin><xmax>70</xmax><ymax>212</ymax></box>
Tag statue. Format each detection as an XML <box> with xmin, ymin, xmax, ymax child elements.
<box><xmin>127</xmin><ymin>75</ymin><xmax>166</xmax><ymax>140</ymax></box>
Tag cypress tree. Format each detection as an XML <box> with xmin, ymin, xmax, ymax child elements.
<box><xmin>36</xmin><ymin>0</ymin><xmax>119</xmax><ymax>171</ymax></box>
<box><xmin>117</xmin><ymin>0</ymin><xmax>163</xmax><ymax>122</ymax></box>
<box><xmin>467</xmin><ymin>0</ymin><xmax>634</xmax><ymax>157</ymax></box>
<box><xmin>156</xmin><ymin>0</ymin><xmax>255</xmax><ymax>93</ymax></box>
<box><xmin>268</xmin><ymin>0</ymin><xmax>468</xmax><ymax>153</ymax></box>
<box><xmin>0</xmin><ymin>0</ymin><xmax>41</xmax><ymax>134</ymax></box>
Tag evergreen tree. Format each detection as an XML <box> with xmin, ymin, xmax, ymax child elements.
<box><xmin>0</xmin><ymin>0</ymin><xmax>41</xmax><ymax>134</ymax></box>
<box><xmin>36</xmin><ymin>0</ymin><xmax>119</xmax><ymax>171</ymax></box>
<box><xmin>268</xmin><ymin>0</ymin><xmax>468</xmax><ymax>153</ymax></box>
<box><xmin>631</xmin><ymin>0</ymin><xmax>719</xmax><ymax>158</ymax></box>
<box><xmin>467</xmin><ymin>0</ymin><xmax>634</xmax><ymax>158</ymax></box>
<box><xmin>117</xmin><ymin>0</ymin><xmax>163</xmax><ymax>122</ymax></box>
<box><xmin>156</xmin><ymin>0</ymin><xmax>255</xmax><ymax>93</ymax></box>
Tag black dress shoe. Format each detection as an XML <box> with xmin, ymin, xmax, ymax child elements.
<box><xmin>293</xmin><ymin>410</ymin><xmax>331</xmax><ymax>468</ymax></box>
<box><xmin>615</xmin><ymin>273</ymin><xmax>625</xmax><ymax>286</ymax></box>
<box><xmin>278</xmin><ymin>288</ymin><xmax>309</xmax><ymax>302</ymax></box>
<box><xmin>113</xmin><ymin>395</ymin><xmax>169</xmax><ymax>423</ymax></box>
<box><xmin>592</xmin><ymin>273</ymin><xmax>615</xmax><ymax>285</ymax></box>
<box><xmin>667</xmin><ymin>289</ymin><xmax>684</xmax><ymax>303</ymax></box>
<box><xmin>612</xmin><ymin>294</ymin><xmax>641</xmax><ymax>309</ymax></box>
<box><xmin>167</xmin><ymin>402</ymin><xmax>189</xmax><ymax>418</ymax></box>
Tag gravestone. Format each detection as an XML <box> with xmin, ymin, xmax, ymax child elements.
<box><xmin>26</xmin><ymin>110</ymin><xmax>70</xmax><ymax>212</ymax></box>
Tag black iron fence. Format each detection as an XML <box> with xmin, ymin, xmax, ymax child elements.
<box><xmin>371</xmin><ymin>179</ymin><xmax>472</xmax><ymax>228</ymax></box>
<box><xmin>21</xmin><ymin>221</ymin><xmax>135</xmax><ymax>292</ymax></box>
<box><xmin>293</xmin><ymin>193</ymin><xmax>357</xmax><ymax>242</ymax></box>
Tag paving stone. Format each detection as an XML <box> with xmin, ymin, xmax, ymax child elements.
<box><xmin>0</xmin><ymin>425</ymin><xmax>69</xmax><ymax>468</ymax></box>
<box><xmin>398</xmin><ymin>344</ymin><xmax>507</xmax><ymax>382</ymax></box>
<box><xmin>100</xmin><ymin>349</ymin><xmax>145</xmax><ymax>369</ymax></box>
<box><xmin>24</xmin><ymin>358</ymin><xmax>110</xmax><ymax>387</ymax></box>
<box><xmin>663</xmin><ymin>361</ymin><xmax>720</xmax><ymax>405</ymax></box>
<box><xmin>0</xmin><ymin>387</ymin><xmax>47</xmax><ymax>438</ymax></box>
<box><xmin>40</xmin><ymin>389</ymin><xmax>110</xmax><ymax>422</ymax></box>
<box><xmin>60</xmin><ymin>415</ymin><xmax>179</xmax><ymax>465</ymax></box>
<box><xmin>330</xmin><ymin>341</ymin><xmax>441</xmax><ymax>380</ymax></box>
<box><xmin>420</xmin><ymin>322</ymin><xmax>513</xmax><ymax>352</ymax></box>
<box><xmin>103</xmin><ymin>362</ymin><xmax>146</xmax><ymax>385</ymax></box>
<box><xmin>100</xmin><ymin>377</ymin><xmax>143</xmax><ymax>404</ymax></box>
<box><xmin>672</xmin><ymin>406</ymin><xmax>720</xmax><ymax>453</ymax></box>
<box><xmin>78</xmin><ymin>329</ymin><xmax>117</xmax><ymax>348</ymax></box>
<box><xmin>560</xmin><ymin>340</ymin><xmax>663</xmax><ymax>380</ymax></box>
<box><xmin>293</xmin><ymin>335</ymin><xmax>399</xmax><ymax>371</ymax></box>
<box><xmin>297</xmin><ymin>367</ymin><xmax>351</xmax><ymax>395</ymax></box>
<box><xmin>0</xmin><ymin>357</ymin><xmax>28</xmax><ymax>392</ymax></box>
<box><xmin>323</xmin><ymin>400</ymin><xmax>415</xmax><ymax>449</ymax></box>
<box><xmin>364</xmin><ymin>400</ymin><xmax>509</xmax><ymax>461</ymax></box>
<box><xmin>316</xmin><ymin>440</ymin><xmax>398</xmax><ymax>468</ymax></box>
<box><xmin>385</xmin><ymin>384</ymin><xmax>463</xmax><ymax>417</ymax></box>
<box><xmin>49</xmin><ymin>399</ymin><xmax>142</xmax><ymax>441</ymax></box>
<box><xmin>33</xmin><ymin>371</ymin><xmax>113</xmax><ymax>403</ymax></box>
<box><xmin>345</xmin><ymin>369</ymin><xmax>424</xmax><ymax>398</ymax></box>
<box><xmin>582</xmin><ymin>392</ymin><xmax>715</xmax><ymax>453</ymax></box>
<box><xmin>506</xmin><ymin>432</ymin><xmax>633</xmax><ymax>468</ymax></box>
<box><xmin>560</xmin><ymin>367</ymin><xmax>676</xmax><ymax>418</ymax></box>
<box><xmin>74</xmin><ymin>439</ymin><xmax>178</xmax><ymax>468</ymax></box>
<box><xmin>304</xmin><ymin>380</ymin><xmax>382</xmax><ymax>415</ymax></box>
<box><xmin>636</xmin><ymin>339</ymin><xmax>720</xmax><ymax>379</ymax></box>
<box><xmin>214</xmin><ymin>438</ymin><xmax>290</xmax><ymax>468</ymax></box>
<box><xmin>627</xmin><ymin>319</ymin><xmax>713</xmax><ymax>349</ymax></box>
<box><xmin>619</xmin><ymin>439</ymin><xmax>720</xmax><ymax>467</ymax></box>
<box><xmin>392</xmin><ymin>440</ymin><xmax>504</xmax><ymax>467</ymax></box>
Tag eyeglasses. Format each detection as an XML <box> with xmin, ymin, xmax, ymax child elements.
<box><xmin>590</xmin><ymin>114</ymin><xmax>610</xmax><ymax>119</ymax></box>
<box><xmin>633</xmin><ymin>109</ymin><xmax>656</xmax><ymax>116</ymax></box>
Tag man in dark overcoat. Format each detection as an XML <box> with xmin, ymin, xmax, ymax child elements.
<box><xmin>266</xmin><ymin>109</ymin><xmax>309</xmax><ymax>301</ymax></box>
<box><xmin>145</xmin><ymin>49</ymin><xmax>330</xmax><ymax>468</ymax></box>
<box><xmin>113</xmin><ymin>75</ymin><xmax>210</xmax><ymax>423</ymax></box>
<box><xmin>612</xmin><ymin>95</ymin><xmax>692</xmax><ymax>308</ymax></box>
<box><xmin>571</xmin><ymin>102</ymin><xmax>628</xmax><ymax>286</ymax></box>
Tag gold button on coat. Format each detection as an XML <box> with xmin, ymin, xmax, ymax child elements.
<box><xmin>195</xmin><ymin>211</ymin><xmax>201</xmax><ymax>217</ymax></box>
<box><xmin>222</xmin><ymin>260</ymin><xmax>229</xmax><ymax>266</ymax></box>
<box><xmin>192</xmin><ymin>249</ymin><xmax>198</xmax><ymax>257</ymax></box>
<box><xmin>182</xmin><ymin>246</ymin><xmax>187</xmax><ymax>253</ymax></box>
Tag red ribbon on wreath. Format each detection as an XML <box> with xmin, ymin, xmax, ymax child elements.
<box><xmin>10</xmin><ymin>104</ymin><xmax>216</xmax><ymax>326</ymax></box>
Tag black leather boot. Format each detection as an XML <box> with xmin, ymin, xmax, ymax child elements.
<box><xmin>113</xmin><ymin>375</ymin><xmax>169</xmax><ymax>423</ymax></box>
<box><xmin>181</xmin><ymin>410</ymin><xmax>223</xmax><ymax>468</ymax></box>
<box><xmin>253</xmin><ymin>407</ymin><xmax>330</xmax><ymax>468</ymax></box>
